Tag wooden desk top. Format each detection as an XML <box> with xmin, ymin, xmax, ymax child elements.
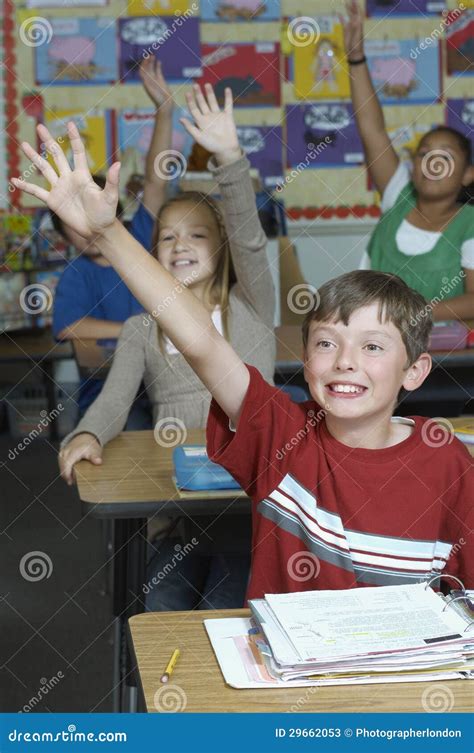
<box><xmin>128</xmin><ymin>610</ymin><xmax>474</xmax><ymax>713</ymax></box>
<box><xmin>76</xmin><ymin>420</ymin><xmax>473</xmax><ymax>517</ymax></box>
<box><xmin>0</xmin><ymin>329</ymin><xmax>72</xmax><ymax>362</ymax></box>
<box><xmin>75</xmin><ymin>429</ymin><xmax>250</xmax><ymax>518</ymax></box>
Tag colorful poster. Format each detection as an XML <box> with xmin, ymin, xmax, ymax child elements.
<box><xmin>198</xmin><ymin>43</ymin><xmax>281</xmax><ymax>107</ymax></box>
<box><xmin>118</xmin><ymin>16</ymin><xmax>201</xmax><ymax>82</ymax></box>
<box><xmin>365</xmin><ymin>39</ymin><xmax>440</xmax><ymax>104</ymax></box>
<box><xmin>118</xmin><ymin>108</ymin><xmax>194</xmax><ymax>170</ymax></box>
<box><xmin>446</xmin><ymin>99</ymin><xmax>474</xmax><ymax>150</ymax></box>
<box><xmin>1</xmin><ymin>215</ymin><xmax>34</xmax><ymax>272</ymax></box>
<box><xmin>235</xmin><ymin>125</ymin><xmax>283</xmax><ymax>186</ymax></box>
<box><xmin>33</xmin><ymin>269</ymin><xmax>62</xmax><ymax>327</ymax></box>
<box><xmin>285</xmin><ymin>103</ymin><xmax>364</xmax><ymax>168</ymax></box>
<box><xmin>44</xmin><ymin>110</ymin><xmax>114</xmax><ymax>174</ymax></box>
<box><xmin>35</xmin><ymin>17</ymin><xmax>118</xmax><ymax>86</ymax></box>
<box><xmin>366</xmin><ymin>0</ymin><xmax>446</xmax><ymax>15</ymax></box>
<box><xmin>291</xmin><ymin>16</ymin><xmax>349</xmax><ymax>100</ymax></box>
<box><xmin>0</xmin><ymin>273</ymin><xmax>30</xmax><ymax>333</ymax></box>
<box><xmin>27</xmin><ymin>0</ymin><xmax>107</xmax><ymax>6</ymax></box>
<box><xmin>200</xmin><ymin>0</ymin><xmax>281</xmax><ymax>21</ymax></box>
<box><xmin>127</xmin><ymin>0</ymin><xmax>192</xmax><ymax>13</ymax></box>
<box><xmin>446</xmin><ymin>9</ymin><xmax>474</xmax><ymax>76</ymax></box>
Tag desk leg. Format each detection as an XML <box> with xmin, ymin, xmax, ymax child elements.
<box><xmin>112</xmin><ymin>518</ymin><xmax>148</xmax><ymax>712</ymax></box>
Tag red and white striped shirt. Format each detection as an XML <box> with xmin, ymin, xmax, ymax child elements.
<box><xmin>207</xmin><ymin>365</ymin><xmax>474</xmax><ymax>600</ymax></box>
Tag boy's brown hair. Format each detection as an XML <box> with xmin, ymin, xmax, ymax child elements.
<box><xmin>302</xmin><ymin>270</ymin><xmax>432</xmax><ymax>366</ymax></box>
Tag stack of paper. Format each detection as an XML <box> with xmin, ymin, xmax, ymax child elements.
<box><xmin>205</xmin><ymin>584</ymin><xmax>474</xmax><ymax>688</ymax></box>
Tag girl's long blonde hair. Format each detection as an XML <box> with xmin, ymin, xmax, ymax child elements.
<box><xmin>153</xmin><ymin>191</ymin><xmax>236</xmax><ymax>359</ymax></box>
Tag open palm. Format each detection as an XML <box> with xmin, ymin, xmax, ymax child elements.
<box><xmin>12</xmin><ymin>122</ymin><xmax>120</xmax><ymax>240</ymax></box>
<box><xmin>341</xmin><ymin>0</ymin><xmax>364</xmax><ymax>60</ymax></box>
<box><xmin>180</xmin><ymin>84</ymin><xmax>239</xmax><ymax>157</ymax></box>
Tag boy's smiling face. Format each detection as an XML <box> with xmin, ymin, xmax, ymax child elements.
<box><xmin>303</xmin><ymin>303</ymin><xmax>431</xmax><ymax>427</ymax></box>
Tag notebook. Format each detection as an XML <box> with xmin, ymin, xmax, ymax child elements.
<box><xmin>173</xmin><ymin>445</ymin><xmax>241</xmax><ymax>491</ymax></box>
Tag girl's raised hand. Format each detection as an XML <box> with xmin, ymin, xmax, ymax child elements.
<box><xmin>139</xmin><ymin>56</ymin><xmax>174</xmax><ymax>113</ymax></box>
<box><xmin>341</xmin><ymin>0</ymin><xmax>365</xmax><ymax>61</ymax></box>
<box><xmin>180</xmin><ymin>83</ymin><xmax>240</xmax><ymax>163</ymax></box>
<box><xmin>12</xmin><ymin>122</ymin><xmax>120</xmax><ymax>241</ymax></box>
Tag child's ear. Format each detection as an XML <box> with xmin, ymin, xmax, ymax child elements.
<box><xmin>402</xmin><ymin>353</ymin><xmax>432</xmax><ymax>392</ymax></box>
<box><xmin>462</xmin><ymin>164</ymin><xmax>474</xmax><ymax>187</ymax></box>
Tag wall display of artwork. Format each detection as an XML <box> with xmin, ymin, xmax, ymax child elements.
<box><xmin>235</xmin><ymin>125</ymin><xmax>283</xmax><ymax>186</ymax></box>
<box><xmin>118</xmin><ymin>16</ymin><xmax>201</xmax><ymax>82</ymax></box>
<box><xmin>446</xmin><ymin>9</ymin><xmax>474</xmax><ymax>76</ymax></box>
<box><xmin>126</xmin><ymin>0</ymin><xmax>191</xmax><ymax>14</ymax></box>
<box><xmin>291</xmin><ymin>16</ymin><xmax>350</xmax><ymax>100</ymax></box>
<box><xmin>35</xmin><ymin>17</ymin><xmax>118</xmax><ymax>85</ymax></box>
<box><xmin>198</xmin><ymin>42</ymin><xmax>281</xmax><ymax>107</ymax></box>
<box><xmin>446</xmin><ymin>98</ymin><xmax>474</xmax><ymax>149</ymax></box>
<box><xmin>200</xmin><ymin>0</ymin><xmax>281</xmax><ymax>22</ymax></box>
<box><xmin>365</xmin><ymin>38</ymin><xmax>441</xmax><ymax>104</ymax></box>
<box><xmin>0</xmin><ymin>273</ymin><xmax>31</xmax><ymax>333</ymax></box>
<box><xmin>366</xmin><ymin>0</ymin><xmax>446</xmax><ymax>16</ymax></box>
<box><xmin>286</xmin><ymin>103</ymin><xmax>364</xmax><ymax>169</ymax></box>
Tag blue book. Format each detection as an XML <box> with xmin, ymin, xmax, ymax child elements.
<box><xmin>173</xmin><ymin>446</ymin><xmax>241</xmax><ymax>491</ymax></box>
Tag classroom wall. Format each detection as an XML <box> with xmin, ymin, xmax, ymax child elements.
<box><xmin>10</xmin><ymin>0</ymin><xmax>472</xmax><ymax>215</ymax></box>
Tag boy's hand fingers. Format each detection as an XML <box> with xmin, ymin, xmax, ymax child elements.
<box><xmin>67</xmin><ymin>121</ymin><xmax>90</xmax><ymax>172</ymax></box>
<box><xmin>11</xmin><ymin>176</ymin><xmax>49</xmax><ymax>203</ymax></box>
<box><xmin>37</xmin><ymin>123</ymin><xmax>71</xmax><ymax>176</ymax></box>
<box><xmin>224</xmin><ymin>87</ymin><xmax>233</xmax><ymax>114</ymax></box>
<box><xmin>20</xmin><ymin>141</ymin><xmax>59</xmax><ymax>186</ymax></box>
<box><xmin>179</xmin><ymin>117</ymin><xmax>200</xmax><ymax>141</ymax></box>
<box><xmin>204</xmin><ymin>83</ymin><xmax>220</xmax><ymax>113</ymax></box>
<box><xmin>193</xmin><ymin>84</ymin><xmax>210</xmax><ymax>116</ymax></box>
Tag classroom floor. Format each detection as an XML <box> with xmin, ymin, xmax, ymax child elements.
<box><xmin>0</xmin><ymin>434</ymin><xmax>113</xmax><ymax>712</ymax></box>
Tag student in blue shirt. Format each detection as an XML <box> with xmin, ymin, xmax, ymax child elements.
<box><xmin>52</xmin><ymin>58</ymin><xmax>174</xmax><ymax>415</ymax></box>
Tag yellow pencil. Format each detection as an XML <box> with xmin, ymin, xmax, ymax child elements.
<box><xmin>160</xmin><ymin>648</ymin><xmax>180</xmax><ymax>683</ymax></box>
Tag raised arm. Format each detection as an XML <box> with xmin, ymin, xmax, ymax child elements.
<box><xmin>180</xmin><ymin>84</ymin><xmax>274</xmax><ymax>325</ymax></box>
<box><xmin>13</xmin><ymin>121</ymin><xmax>250</xmax><ymax>427</ymax></box>
<box><xmin>342</xmin><ymin>0</ymin><xmax>399</xmax><ymax>196</ymax></box>
<box><xmin>139</xmin><ymin>57</ymin><xmax>174</xmax><ymax>217</ymax></box>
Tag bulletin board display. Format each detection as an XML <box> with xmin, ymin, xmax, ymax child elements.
<box><xmin>5</xmin><ymin>0</ymin><xmax>473</xmax><ymax>218</ymax></box>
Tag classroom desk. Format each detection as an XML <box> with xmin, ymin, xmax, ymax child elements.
<box><xmin>75</xmin><ymin>428</ymin><xmax>248</xmax><ymax>710</ymax></box>
<box><xmin>0</xmin><ymin>329</ymin><xmax>72</xmax><ymax>440</ymax></box>
<box><xmin>127</xmin><ymin>610</ymin><xmax>474</xmax><ymax>713</ymax></box>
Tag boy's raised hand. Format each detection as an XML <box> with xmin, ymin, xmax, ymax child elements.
<box><xmin>12</xmin><ymin>122</ymin><xmax>120</xmax><ymax>241</ymax></box>
<box><xmin>139</xmin><ymin>56</ymin><xmax>174</xmax><ymax>113</ymax></box>
<box><xmin>180</xmin><ymin>83</ymin><xmax>241</xmax><ymax>164</ymax></box>
<box><xmin>341</xmin><ymin>0</ymin><xmax>365</xmax><ymax>61</ymax></box>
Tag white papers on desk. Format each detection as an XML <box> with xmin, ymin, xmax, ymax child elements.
<box><xmin>263</xmin><ymin>583</ymin><xmax>472</xmax><ymax>663</ymax></box>
<box><xmin>204</xmin><ymin>584</ymin><xmax>474</xmax><ymax>689</ymax></box>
